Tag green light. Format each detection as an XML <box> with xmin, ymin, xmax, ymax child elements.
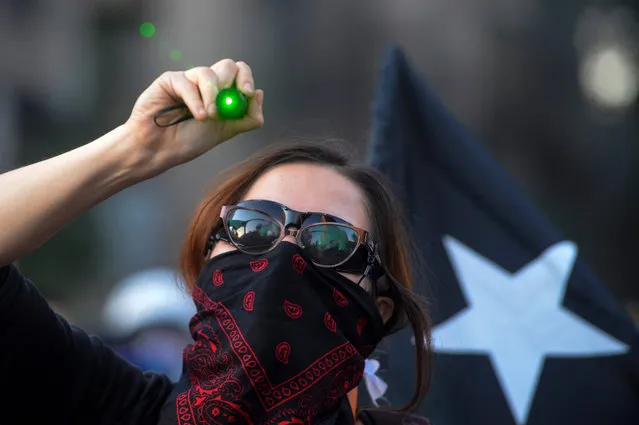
<box><xmin>170</xmin><ymin>49</ymin><xmax>182</xmax><ymax>61</ymax></box>
<box><xmin>216</xmin><ymin>87</ymin><xmax>248</xmax><ymax>120</ymax></box>
<box><xmin>139</xmin><ymin>22</ymin><xmax>156</xmax><ymax>38</ymax></box>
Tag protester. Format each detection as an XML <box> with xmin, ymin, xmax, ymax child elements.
<box><xmin>0</xmin><ymin>59</ymin><xmax>431</xmax><ymax>424</ymax></box>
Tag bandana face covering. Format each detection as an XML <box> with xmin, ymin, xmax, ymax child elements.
<box><xmin>171</xmin><ymin>243</ymin><xmax>385</xmax><ymax>425</ymax></box>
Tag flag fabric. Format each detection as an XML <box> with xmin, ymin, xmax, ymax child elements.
<box><xmin>358</xmin><ymin>45</ymin><xmax>639</xmax><ymax>425</ymax></box>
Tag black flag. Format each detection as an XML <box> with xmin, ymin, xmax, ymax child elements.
<box><xmin>358</xmin><ymin>46</ymin><xmax>639</xmax><ymax>425</ymax></box>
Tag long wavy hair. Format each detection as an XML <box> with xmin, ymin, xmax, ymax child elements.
<box><xmin>179</xmin><ymin>140</ymin><xmax>433</xmax><ymax>411</ymax></box>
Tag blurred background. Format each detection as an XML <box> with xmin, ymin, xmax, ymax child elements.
<box><xmin>1</xmin><ymin>0</ymin><xmax>637</xmax><ymax>374</ymax></box>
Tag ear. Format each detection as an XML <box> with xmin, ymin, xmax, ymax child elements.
<box><xmin>376</xmin><ymin>296</ymin><xmax>395</xmax><ymax>324</ymax></box>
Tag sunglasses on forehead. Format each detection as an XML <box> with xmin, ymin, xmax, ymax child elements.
<box><xmin>205</xmin><ymin>199</ymin><xmax>384</xmax><ymax>280</ymax></box>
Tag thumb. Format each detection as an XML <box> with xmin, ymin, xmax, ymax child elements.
<box><xmin>233</xmin><ymin>89</ymin><xmax>264</xmax><ymax>133</ymax></box>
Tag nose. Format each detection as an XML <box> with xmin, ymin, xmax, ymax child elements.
<box><xmin>281</xmin><ymin>235</ymin><xmax>298</xmax><ymax>245</ymax></box>
<box><xmin>282</xmin><ymin>226</ymin><xmax>300</xmax><ymax>246</ymax></box>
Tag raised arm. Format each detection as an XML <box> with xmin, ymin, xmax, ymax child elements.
<box><xmin>0</xmin><ymin>59</ymin><xmax>263</xmax><ymax>266</ymax></box>
<box><xmin>0</xmin><ymin>125</ymin><xmax>149</xmax><ymax>266</ymax></box>
<box><xmin>0</xmin><ymin>59</ymin><xmax>263</xmax><ymax>424</ymax></box>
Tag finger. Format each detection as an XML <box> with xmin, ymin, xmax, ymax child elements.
<box><xmin>161</xmin><ymin>71</ymin><xmax>207</xmax><ymax>120</ymax></box>
<box><xmin>211</xmin><ymin>59</ymin><xmax>239</xmax><ymax>90</ymax></box>
<box><xmin>185</xmin><ymin>66</ymin><xmax>220</xmax><ymax>118</ymax></box>
<box><xmin>248</xmin><ymin>89</ymin><xmax>264</xmax><ymax>122</ymax></box>
<box><xmin>235</xmin><ymin>61</ymin><xmax>255</xmax><ymax>97</ymax></box>
<box><xmin>235</xmin><ymin>89</ymin><xmax>264</xmax><ymax>133</ymax></box>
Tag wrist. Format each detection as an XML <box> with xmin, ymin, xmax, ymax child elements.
<box><xmin>96</xmin><ymin>123</ymin><xmax>158</xmax><ymax>186</ymax></box>
<box><xmin>105</xmin><ymin>122</ymin><xmax>169</xmax><ymax>183</ymax></box>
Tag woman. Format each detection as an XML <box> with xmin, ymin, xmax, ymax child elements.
<box><xmin>0</xmin><ymin>59</ymin><xmax>432</xmax><ymax>424</ymax></box>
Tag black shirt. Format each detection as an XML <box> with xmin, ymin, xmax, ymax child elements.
<box><xmin>0</xmin><ymin>264</ymin><xmax>174</xmax><ymax>425</ymax></box>
<box><xmin>0</xmin><ymin>264</ymin><xmax>431</xmax><ymax>425</ymax></box>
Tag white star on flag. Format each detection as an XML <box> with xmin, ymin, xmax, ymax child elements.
<box><xmin>414</xmin><ymin>236</ymin><xmax>629</xmax><ymax>425</ymax></box>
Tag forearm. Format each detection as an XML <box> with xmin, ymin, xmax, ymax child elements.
<box><xmin>0</xmin><ymin>124</ymin><xmax>154</xmax><ymax>266</ymax></box>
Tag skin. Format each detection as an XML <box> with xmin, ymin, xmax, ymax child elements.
<box><xmin>0</xmin><ymin>59</ymin><xmax>263</xmax><ymax>266</ymax></box>
<box><xmin>211</xmin><ymin>163</ymin><xmax>389</xmax><ymax>422</ymax></box>
<box><xmin>209</xmin><ymin>162</ymin><xmax>395</xmax><ymax>323</ymax></box>
<box><xmin>0</xmin><ymin>59</ymin><xmax>365</xmax><ymax>421</ymax></box>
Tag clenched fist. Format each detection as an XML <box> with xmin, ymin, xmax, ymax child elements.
<box><xmin>125</xmin><ymin>59</ymin><xmax>264</xmax><ymax>173</ymax></box>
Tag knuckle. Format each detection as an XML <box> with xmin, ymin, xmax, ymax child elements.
<box><xmin>176</xmin><ymin>71</ymin><xmax>190</xmax><ymax>83</ymax></box>
<box><xmin>219</xmin><ymin>58</ymin><xmax>235</xmax><ymax>67</ymax></box>
<box><xmin>183</xmin><ymin>68</ymin><xmax>195</xmax><ymax>79</ymax></box>
<box><xmin>185</xmin><ymin>67</ymin><xmax>206</xmax><ymax>81</ymax></box>
<box><xmin>238</xmin><ymin>63</ymin><xmax>253</xmax><ymax>78</ymax></box>
<box><xmin>218</xmin><ymin>58</ymin><xmax>237</xmax><ymax>71</ymax></box>
<box><xmin>159</xmin><ymin>70</ymin><xmax>175</xmax><ymax>80</ymax></box>
<box><xmin>194</xmin><ymin>66</ymin><xmax>212</xmax><ymax>75</ymax></box>
<box><xmin>160</xmin><ymin>71</ymin><xmax>185</xmax><ymax>88</ymax></box>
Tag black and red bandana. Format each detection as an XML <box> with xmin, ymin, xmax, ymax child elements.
<box><xmin>160</xmin><ymin>243</ymin><xmax>385</xmax><ymax>425</ymax></box>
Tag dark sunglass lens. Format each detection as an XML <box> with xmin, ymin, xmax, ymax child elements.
<box><xmin>225</xmin><ymin>208</ymin><xmax>281</xmax><ymax>253</ymax></box>
<box><xmin>300</xmin><ymin>225</ymin><xmax>360</xmax><ymax>266</ymax></box>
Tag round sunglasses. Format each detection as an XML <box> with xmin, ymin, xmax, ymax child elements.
<box><xmin>205</xmin><ymin>199</ymin><xmax>383</xmax><ymax>278</ymax></box>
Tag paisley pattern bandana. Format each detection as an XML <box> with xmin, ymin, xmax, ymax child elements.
<box><xmin>164</xmin><ymin>243</ymin><xmax>384</xmax><ymax>425</ymax></box>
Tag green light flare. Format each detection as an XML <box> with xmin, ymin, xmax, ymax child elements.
<box><xmin>139</xmin><ymin>22</ymin><xmax>156</xmax><ymax>38</ymax></box>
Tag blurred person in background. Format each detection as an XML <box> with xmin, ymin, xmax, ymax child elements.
<box><xmin>101</xmin><ymin>267</ymin><xmax>196</xmax><ymax>382</ymax></box>
<box><xmin>0</xmin><ymin>59</ymin><xmax>431</xmax><ymax>424</ymax></box>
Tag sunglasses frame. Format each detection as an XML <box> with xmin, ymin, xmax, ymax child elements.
<box><xmin>205</xmin><ymin>199</ymin><xmax>383</xmax><ymax>276</ymax></box>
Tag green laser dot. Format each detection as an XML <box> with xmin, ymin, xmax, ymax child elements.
<box><xmin>225</xmin><ymin>97</ymin><xmax>233</xmax><ymax>105</ymax></box>
<box><xmin>170</xmin><ymin>49</ymin><xmax>182</xmax><ymax>61</ymax></box>
<box><xmin>139</xmin><ymin>22</ymin><xmax>156</xmax><ymax>38</ymax></box>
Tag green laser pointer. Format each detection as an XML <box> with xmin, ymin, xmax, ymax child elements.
<box><xmin>153</xmin><ymin>86</ymin><xmax>249</xmax><ymax>127</ymax></box>
<box><xmin>216</xmin><ymin>87</ymin><xmax>249</xmax><ymax>119</ymax></box>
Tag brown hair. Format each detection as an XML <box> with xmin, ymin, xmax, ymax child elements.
<box><xmin>179</xmin><ymin>139</ymin><xmax>433</xmax><ymax>411</ymax></box>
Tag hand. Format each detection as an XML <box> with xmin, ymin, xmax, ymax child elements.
<box><xmin>125</xmin><ymin>59</ymin><xmax>264</xmax><ymax>173</ymax></box>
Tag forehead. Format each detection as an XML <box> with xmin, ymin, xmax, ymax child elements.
<box><xmin>241</xmin><ymin>163</ymin><xmax>369</xmax><ymax>230</ymax></box>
